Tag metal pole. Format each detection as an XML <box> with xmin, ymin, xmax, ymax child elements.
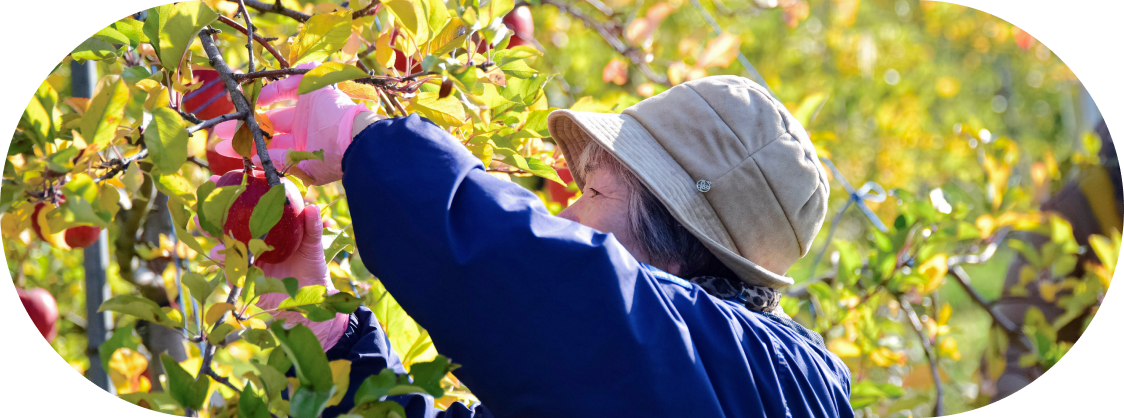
<box><xmin>72</xmin><ymin>58</ymin><xmax>114</xmax><ymax>393</ymax></box>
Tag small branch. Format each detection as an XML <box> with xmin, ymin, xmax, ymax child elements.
<box><xmin>236</xmin><ymin>0</ymin><xmax>311</xmax><ymax>22</ymax></box>
<box><xmin>95</xmin><ymin>149</ymin><xmax>148</xmax><ymax>183</ymax></box>
<box><xmin>237</xmin><ymin>1</ymin><xmax>255</xmax><ymax>73</ymax></box>
<box><xmin>186</xmin><ymin>111</ymin><xmax>248</xmax><ymax>134</ymax></box>
<box><xmin>187</xmin><ymin>156</ymin><xmax>210</xmax><ymax>169</ymax></box>
<box><xmin>178</xmin><ymin>111</ymin><xmax>204</xmax><ymax>125</ymax></box>
<box><xmin>540</xmin><ymin>0</ymin><xmax>670</xmax><ymax>86</ymax></box>
<box><xmin>946</xmin><ymin>265</ymin><xmax>1035</xmax><ymax>351</ymax></box>
<box><xmin>206</xmin><ymin>369</ymin><xmax>240</xmax><ymax>392</ymax></box>
<box><xmin>199</xmin><ymin>28</ymin><xmax>282</xmax><ymax>186</ymax></box>
<box><xmin>233</xmin><ymin>67</ymin><xmax>311</xmax><ymax>82</ymax></box>
<box><xmin>901</xmin><ymin>299</ymin><xmax>943</xmax><ymax>417</ymax></box>
<box><xmin>216</xmin><ymin>15</ymin><xmax>290</xmax><ymax>68</ymax></box>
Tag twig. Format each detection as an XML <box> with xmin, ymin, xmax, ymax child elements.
<box><xmin>540</xmin><ymin>0</ymin><xmax>671</xmax><ymax>86</ymax></box>
<box><xmin>199</xmin><ymin>29</ymin><xmax>283</xmax><ymax>186</ymax></box>
<box><xmin>186</xmin><ymin>111</ymin><xmax>248</xmax><ymax>134</ymax></box>
<box><xmin>946</xmin><ymin>265</ymin><xmax>1035</xmax><ymax>352</ymax></box>
<box><xmin>206</xmin><ymin>369</ymin><xmax>240</xmax><ymax>392</ymax></box>
<box><xmin>235</xmin><ymin>0</ymin><xmax>311</xmax><ymax>22</ymax></box>
<box><xmin>187</xmin><ymin>156</ymin><xmax>210</xmax><ymax>169</ymax></box>
<box><xmin>236</xmin><ymin>0</ymin><xmax>380</xmax><ymax>23</ymax></box>
<box><xmin>179</xmin><ymin>111</ymin><xmax>204</xmax><ymax>125</ymax></box>
<box><xmin>94</xmin><ymin>149</ymin><xmax>148</xmax><ymax>183</ymax></box>
<box><xmin>901</xmin><ymin>299</ymin><xmax>943</xmax><ymax>416</ymax></box>
<box><xmin>216</xmin><ymin>15</ymin><xmax>291</xmax><ymax>69</ymax></box>
<box><xmin>687</xmin><ymin>0</ymin><xmax>776</xmax><ymax>98</ymax></box>
<box><xmin>233</xmin><ymin>67</ymin><xmax>311</xmax><ymax>82</ymax></box>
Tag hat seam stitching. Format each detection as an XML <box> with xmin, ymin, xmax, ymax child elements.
<box><xmin>747</xmin><ymin>156</ymin><xmax>805</xmax><ymax>259</ymax></box>
<box><xmin>680</xmin><ymin>83</ymin><xmax>751</xmax><ymax>156</ymax></box>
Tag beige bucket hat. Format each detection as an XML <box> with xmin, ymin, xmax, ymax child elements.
<box><xmin>547</xmin><ymin>76</ymin><xmax>829</xmax><ymax>289</ymax></box>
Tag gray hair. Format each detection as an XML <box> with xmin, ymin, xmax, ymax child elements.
<box><xmin>573</xmin><ymin>140</ymin><xmax>736</xmax><ymax>280</ymax></box>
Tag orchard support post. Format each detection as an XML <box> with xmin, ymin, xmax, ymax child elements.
<box><xmin>72</xmin><ymin>58</ymin><xmax>113</xmax><ymax>393</ymax></box>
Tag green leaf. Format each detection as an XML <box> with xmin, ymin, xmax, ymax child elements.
<box><xmin>493</xmin><ymin>45</ymin><xmax>541</xmax><ymax>66</ymax></box>
<box><xmin>267</xmin><ymin>346</ymin><xmax>293</xmax><ymax>375</ymax></box>
<box><xmin>283</xmin><ymin>277</ymin><xmax>301</xmax><ymax>299</ymax></box>
<box><xmin>145</xmin><ymin>107</ymin><xmax>189</xmax><ymax>174</ymax></box>
<box><xmin>208</xmin><ymin>323</ymin><xmax>235</xmax><ymax>345</ymax></box>
<box><xmin>411</xmin><ymin>92</ymin><xmax>466</xmax><ymax>126</ymax></box>
<box><xmin>196</xmin><ymin>181</ymin><xmax>220</xmax><ymax>237</ymax></box>
<box><xmin>255</xmin><ymin>275</ymin><xmax>290</xmax><ymax>298</ymax></box>
<box><xmin>297</xmin><ymin>63</ymin><xmax>370</xmax><ymax>95</ymax></box>
<box><xmin>499</xmin><ymin>59</ymin><xmax>537</xmax><ymax>79</ymax></box>
<box><xmin>20</xmin><ymin>81</ymin><xmax>58</xmax><ymax>147</ymax></box>
<box><xmin>80</xmin><ymin>75</ymin><xmax>130</xmax><ymax>147</ymax></box>
<box><xmin>323</xmin><ymin>292</ymin><xmax>361</xmax><ymax>315</ymax></box>
<box><xmin>353</xmin><ymin>369</ymin><xmax>401</xmax><ymax>406</ymax></box>
<box><xmin>202</xmin><ymin>185</ymin><xmax>246</xmax><ymax>231</ymax></box>
<box><xmin>93</xmin><ymin>26</ymin><xmax>132</xmax><ymax>46</ymax></box>
<box><xmin>493</xmin><ymin>148</ymin><xmax>563</xmax><ymax>184</ymax></box>
<box><xmin>419</xmin><ymin>0</ymin><xmax>451</xmax><ymax>43</ymax></box>
<box><xmin>288</xmin><ymin>10</ymin><xmax>353</xmax><ymax>66</ymax></box>
<box><xmin>161</xmin><ymin>353</ymin><xmax>210</xmax><ymax>410</ymax></box>
<box><xmin>406</xmin><ymin>355</ymin><xmax>458</xmax><ymax>398</ymax></box>
<box><xmin>249</xmin><ymin>185</ymin><xmax>287</xmax><ymax>238</ymax></box>
<box><xmin>71</xmin><ymin>37</ymin><xmax>121</xmax><ymax>61</ymax></box>
<box><xmin>183</xmin><ymin>271</ymin><xmax>216</xmax><ymax>308</ymax></box>
<box><xmin>255</xmin><ymin>359</ymin><xmax>290</xmax><ymax>401</ymax></box>
<box><xmin>287</xmin><ymin>150</ymin><xmax>325</xmax><ymax>165</ymax></box>
<box><xmin>322</xmin><ymin>225</ymin><xmax>354</xmax><ymax>262</ymax></box>
<box><xmin>112</xmin><ymin>18</ymin><xmax>149</xmax><ymax>46</ymax></box>
<box><xmin>239</xmin><ymin>385</ymin><xmax>271</xmax><ymax>418</ymax></box>
<box><xmin>155</xmin><ymin>2</ymin><xmax>219</xmax><ymax>74</ymax></box>
<box><xmin>44</xmin><ymin>146</ymin><xmax>80</xmax><ymax>174</ymax></box>
<box><xmin>290</xmin><ymin>387</ymin><xmax>335</xmax><ymax>418</ymax></box>
<box><xmin>99</xmin><ymin>323</ymin><xmax>140</xmax><ymax>374</ymax></box>
<box><xmin>277</xmin><ymin>285</ymin><xmax>329</xmax><ymax>310</ymax></box>
<box><xmin>242</xmin><ymin>329</ymin><xmax>278</xmax><ymax>350</ymax></box>
<box><xmin>349</xmin><ymin>400</ymin><xmax>407</xmax><ymax>418</ymax></box>
<box><xmin>153</xmin><ymin>173</ymin><xmax>196</xmax><ymax>201</ymax></box>
<box><xmin>142</xmin><ymin>4</ymin><xmax>174</xmax><ymax>61</ymax></box>
<box><xmin>99</xmin><ymin>295</ymin><xmax>172</xmax><ymax>326</ymax></box>
<box><xmin>270</xmin><ymin>322</ymin><xmax>334</xmax><ymax>391</ymax></box>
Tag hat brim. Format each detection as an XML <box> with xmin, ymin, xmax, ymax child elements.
<box><xmin>548</xmin><ymin>109</ymin><xmax>795</xmax><ymax>289</ymax></box>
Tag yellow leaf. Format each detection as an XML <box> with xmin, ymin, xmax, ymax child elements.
<box><xmin>695</xmin><ymin>32</ymin><xmax>742</xmax><ymax>69</ymax></box>
<box><xmin>939</xmin><ymin>337</ymin><xmax>961</xmax><ymax>361</ymax></box>
<box><xmin>205</xmin><ymin>302</ymin><xmax>235</xmax><ymax>326</ymax></box>
<box><xmin>938</xmin><ymin>302</ymin><xmax>952</xmax><ymax>325</ymax></box>
<box><xmin>288</xmin><ymin>10</ymin><xmax>353</xmax><ymax>65</ymax></box>
<box><xmin>976</xmin><ymin>214</ymin><xmax>996</xmax><ymax>237</ymax></box>
<box><xmin>869</xmin><ymin>347</ymin><xmax>905</xmax><ymax>367</ymax></box>
<box><xmin>827</xmin><ymin>338</ymin><xmax>861</xmax><ymax>357</ymax></box>
<box><xmin>326</xmin><ymin>360</ymin><xmax>352</xmax><ymax>407</ymax></box>
<box><xmin>918</xmin><ymin>253</ymin><xmax>948</xmax><ymax>293</ymax></box>
<box><xmin>410</xmin><ymin>92</ymin><xmax>465</xmax><ymax>126</ymax></box>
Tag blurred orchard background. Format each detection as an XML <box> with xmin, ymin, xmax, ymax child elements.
<box><xmin>4</xmin><ymin>0</ymin><xmax>1116</xmax><ymax>417</ymax></box>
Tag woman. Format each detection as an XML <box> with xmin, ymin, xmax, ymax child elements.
<box><xmin>229</xmin><ymin>65</ymin><xmax>854</xmax><ymax>417</ymax></box>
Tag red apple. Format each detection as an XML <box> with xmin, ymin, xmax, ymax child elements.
<box><xmin>215</xmin><ymin>169</ymin><xmax>305</xmax><ymax>264</ymax></box>
<box><xmin>206</xmin><ymin>147</ymin><xmax>244</xmax><ymax>176</ymax></box>
<box><xmin>30</xmin><ymin>202</ymin><xmax>48</xmax><ymax>242</ymax></box>
<box><xmin>502</xmin><ymin>6</ymin><xmax>535</xmax><ymax>48</ymax></box>
<box><xmin>18</xmin><ymin>287</ymin><xmax>58</xmax><ymax>342</ymax></box>
<box><xmin>547</xmin><ymin>167</ymin><xmax>577</xmax><ymax>205</ymax></box>
<box><xmin>182</xmin><ymin>70</ymin><xmax>236</xmax><ymax>121</ymax></box>
<box><xmin>64</xmin><ymin>225</ymin><xmax>101</xmax><ymax>249</ymax></box>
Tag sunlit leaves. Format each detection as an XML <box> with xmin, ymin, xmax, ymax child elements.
<box><xmin>147</xmin><ymin>2</ymin><xmax>219</xmax><ymax>75</ymax></box>
<box><xmin>161</xmin><ymin>353</ymin><xmax>211</xmax><ymax>410</ymax></box>
<box><xmin>289</xmin><ymin>10</ymin><xmax>353</xmax><ymax>66</ymax></box>
<box><xmin>410</xmin><ymin>92</ymin><xmax>466</xmax><ymax>125</ymax></box>
<box><xmin>297</xmin><ymin>63</ymin><xmax>370</xmax><ymax>95</ymax></box>
<box><xmin>145</xmin><ymin>107</ymin><xmax>189</xmax><ymax>174</ymax></box>
<box><xmin>270</xmin><ymin>322</ymin><xmax>333</xmax><ymax>391</ymax></box>
<box><xmin>80</xmin><ymin>75</ymin><xmax>130</xmax><ymax>147</ymax></box>
<box><xmin>99</xmin><ymin>295</ymin><xmax>180</xmax><ymax>329</ymax></box>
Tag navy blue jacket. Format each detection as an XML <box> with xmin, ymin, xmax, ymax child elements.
<box><xmin>331</xmin><ymin>114</ymin><xmax>854</xmax><ymax>417</ymax></box>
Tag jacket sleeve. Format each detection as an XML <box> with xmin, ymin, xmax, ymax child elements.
<box><xmin>340</xmin><ymin>115</ymin><xmax>725</xmax><ymax>417</ymax></box>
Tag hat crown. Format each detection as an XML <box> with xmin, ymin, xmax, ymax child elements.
<box><xmin>623</xmin><ymin>76</ymin><xmax>829</xmax><ymax>279</ymax></box>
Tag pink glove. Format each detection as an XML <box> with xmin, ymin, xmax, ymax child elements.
<box><xmin>207</xmin><ymin>204</ymin><xmax>349</xmax><ymax>351</ymax></box>
<box><xmin>215</xmin><ymin>62</ymin><xmax>374</xmax><ymax>185</ymax></box>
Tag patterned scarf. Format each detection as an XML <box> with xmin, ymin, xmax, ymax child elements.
<box><xmin>688</xmin><ymin>276</ymin><xmax>781</xmax><ymax>313</ymax></box>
